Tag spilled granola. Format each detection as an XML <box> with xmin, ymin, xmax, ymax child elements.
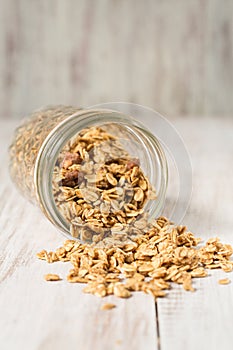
<box><xmin>218</xmin><ymin>278</ymin><xmax>231</xmax><ymax>285</ymax></box>
<box><xmin>100</xmin><ymin>303</ymin><xmax>116</xmax><ymax>311</ymax></box>
<box><xmin>37</xmin><ymin>217</ymin><xmax>233</xmax><ymax>299</ymax></box>
<box><xmin>44</xmin><ymin>273</ymin><xmax>61</xmax><ymax>281</ymax></box>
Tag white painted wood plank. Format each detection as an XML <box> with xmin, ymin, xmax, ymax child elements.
<box><xmin>157</xmin><ymin>116</ymin><xmax>233</xmax><ymax>350</ymax></box>
<box><xmin>0</xmin><ymin>121</ymin><xmax>157</xmax><ymax>350</ymax></box>
<box><xmin>158</xmin><ymin>272</ymin><xmax>233</xmax><ymax>350</ymax></box>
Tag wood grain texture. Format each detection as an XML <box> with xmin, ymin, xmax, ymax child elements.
<box><xmin>158</xmin><ymin>116</ymin><xmax>233</xmax><ymax>350</ymax></box>
<box><xmin>0</xmin><ymin>117</ymin><xmax>233</xmax><ymax>350</ymax></box>
<box><xmin>0</xmin><ymin>0</ymin><xmax>233</xmax><ymax>120</ymax></box>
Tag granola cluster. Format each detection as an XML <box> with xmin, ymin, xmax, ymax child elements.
<box><xmin>37</xmin><ymin>217</ymin><xmax>233</xmax><ymax>299</ymax></box>
<box><xmin>53</xmin><ymin>126</ymin><xmax>156</xmax><ymax>243</ymax></box>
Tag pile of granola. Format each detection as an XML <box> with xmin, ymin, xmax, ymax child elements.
<box><xmin>53</xmin><ymin>126</ymin><xmax>156</xmax><ymax>243</ymax></box>
<box><xmin>37</xmin><ymin>216</ymin><xmax>233</xmax><ymax>299</ymax></box>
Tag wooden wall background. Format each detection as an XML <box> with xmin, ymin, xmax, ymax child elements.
<box><xmin>0</xmin><ymin>0</ymin><xmax>233</xmax><ymax>120</ymax></box>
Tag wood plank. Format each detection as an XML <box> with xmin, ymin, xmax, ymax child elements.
<box><xmin>0</xmin><ymin>120</ymin><xmax>157</xmax><ymax>350</ymax></box>
<box><xmin>157</xmin><ymin>116</ymin><xmax>233</xmax><ymax>350</ymax></box>
<box><xmin>157</xmin><ymin>273</ymin><xmax>233</xmax><ymax>350</ymax></box>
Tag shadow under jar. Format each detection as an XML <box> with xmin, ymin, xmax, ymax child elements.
<box><xmin>9</xmin><ymin>105</ymin><xmax>168</xmax><ymax>245</ymax></box>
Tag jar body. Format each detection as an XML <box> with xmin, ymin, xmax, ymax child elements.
<box><xmin>9</xmin><ymin>106</ymin><xmax>82</xmax><ymax>203</ymax></box>
<box><xmin>9</xmin><ymin>105</ymin><xmax>168</xmax><ymax>241</ymax></box>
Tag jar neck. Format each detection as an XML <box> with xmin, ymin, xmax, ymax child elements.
<box><xmin>34</xmin><ymin>109</ymin><xmax>168</xmax><ymax>236</ymax></box>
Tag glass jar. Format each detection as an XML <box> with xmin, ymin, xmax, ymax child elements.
<box><xmin>9</xmin><ymin>105</ymin><xmax>168</xmax><ymax>243</ymax></box>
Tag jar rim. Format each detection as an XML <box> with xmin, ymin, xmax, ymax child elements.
<box><xmin>34</xmin><ymin>108</ymin><xmax>168</xmax><ymax>238</ymax></box>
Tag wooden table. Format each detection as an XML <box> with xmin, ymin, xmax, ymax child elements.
<box><xmin>0</xmin><ymin>117</ymin><xmax>233</xmax><ymax>350</ymax></box>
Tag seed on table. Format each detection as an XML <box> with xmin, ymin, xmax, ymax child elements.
<box><xmin>44</xmin><ymin>274</ymin><xmax>61</xmax><ymax>281</ymax></box>
<box><xmin>100</xmin><ymin>303</ymin><xmax>116</xmax><ymax>310</ymax></box>
<box><xmin>218</xmin><ymin>278</ymin><xmax>231</xmax><ymax>285</ymax></box>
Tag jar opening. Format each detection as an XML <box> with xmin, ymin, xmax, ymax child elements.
<box><xmin>35</xmin><ymin>109</ymin><xmax>168</xmax><ymax>243</ymax></box>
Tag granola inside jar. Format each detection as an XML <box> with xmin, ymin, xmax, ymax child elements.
<box><xmin>9</xmin><ymin>105</ymin><xmax>168</xmax><ymax>244</ymax></box>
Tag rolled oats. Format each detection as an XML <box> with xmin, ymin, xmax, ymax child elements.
<box><xmin>218</xmin><ymin>278</ymin><xmax>231</xmax><ymax>285</ymax></box>
<box><xmin>100</xmin><ymin>303</ymin><xmax>116</xmax><ymax>311</ymax></box>
<box><xmin>44</xmin><ymin>274</ymin><xmax>61</xmax><ymax>281</ymax></box>
<box><xmin>53</xmin><ymin>126</ymin><xmax>156</xmax><ymax>243</ymax></box>
<box><xmin>38</xmin><ymin>216</ymin><xmax>233</xmax><ymax>300</ymax></box>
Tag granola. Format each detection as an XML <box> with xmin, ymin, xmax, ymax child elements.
<box><xmin>100</xmin><ymin>303</ymin><xmax>116</xmax><ymax>310</ymax></box>
<box><xmin>44</xmin><ymin>273</ymin><xmax>61</xmax><ymax>281</ymax></box>
<box><xmin>38</xmin><ymin>216</ymin><xmax>233</xmax><ymax>299</ymax></box>
<box><xmin>53</xmin><ymin>126</ymin><xmax>156</xmax><ymax>243</ymax></box>
<box><xmin>218</xmin><ymin>278</ymin><xmax>231</xmax><ymax>285</ymax></box>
